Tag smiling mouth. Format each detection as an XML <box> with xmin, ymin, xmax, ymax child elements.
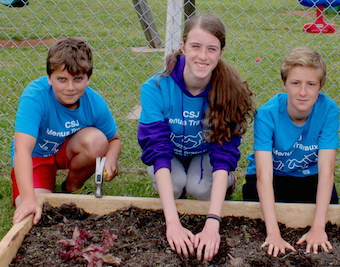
<box><xmin>196</xmin><ymin>63</ymin><xmax>208</xmax><ymax>68</ymax></box>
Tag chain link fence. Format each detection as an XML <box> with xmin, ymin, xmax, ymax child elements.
<box><xmin>1</xmin><ymin>0</ymin><xmax>340</xmax><ymax>175</ymax></box>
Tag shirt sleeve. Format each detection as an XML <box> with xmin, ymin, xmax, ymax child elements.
<box><xmin>253</xmin><ymin>110</ymin><xmax>275</xmax><ymax>151</ymax></box>
<box><xmin>93</xmin><ymin>94</ymin><xmax>117</xmax><ymax>140</ymax></box>
<box><xmin>139</xmin><ymin>75</ymin><xmax>166</xmax><ymax>124</ymax></box>
<box><xmin>209</xmin><ymin>135</ymin><xmax>241</xmax><ymax>172</ymax></box>
<box><xmin>318</xmin><ymin>102</ymin><xmax>339</xmax><ymax>149</ymax></box>
<box><xmin>15</xmin><ymin>85</ymin><xmax>44</xmax><ymax>138</ymax></box>
<box><xmin>137</xmin><ymin>121</ymin><xmax>175</xmax><ymax>173</ymax></box>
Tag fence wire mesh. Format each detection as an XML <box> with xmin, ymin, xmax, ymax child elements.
<box><xmin>1</xmin><ymin>0</ymin><xmax>340</xmax><ymax>175</ymax></box>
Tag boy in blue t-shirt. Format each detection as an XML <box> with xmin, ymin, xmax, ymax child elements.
<box><xmin>11</xmin><ymin>38</ymin><xmax>121</xmax><ymax>225</ymax></box>
<box><xmin>243</xmin><ymin>47</ymin><xmax>339</xmax><ymax>257</ymax></box>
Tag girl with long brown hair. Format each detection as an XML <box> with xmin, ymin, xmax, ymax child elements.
<box><xmin>138</xmin><ymin>13</ymin><xmax>255</xmax><ymax>261</ymax></box>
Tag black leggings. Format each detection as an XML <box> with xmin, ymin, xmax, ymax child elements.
<box><xmin>242</xmin><ymin>174</ymin><xmax>339</xmax><ymax>204</ymax></box>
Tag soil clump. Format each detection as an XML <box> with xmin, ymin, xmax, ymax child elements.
<box><xmin>9</xmin><ymin>202</ymin><xmax>340</xmax><ymax>267</ymax></box>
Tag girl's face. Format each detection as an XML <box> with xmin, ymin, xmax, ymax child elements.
<box><xmin>284</xmin><ymin>66</ymin><xmax>322</xmax><ymax>125</ymax></box>
<box><xmin>180</xmin><ymin>27</ymin><xmax>223</xmax><ymax>87</ymax></box>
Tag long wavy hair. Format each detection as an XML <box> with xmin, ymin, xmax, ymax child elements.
<box><xmin>161</xmin><ymin>13</ymin><xmax>255</xmax><ymax>144</ymax></box>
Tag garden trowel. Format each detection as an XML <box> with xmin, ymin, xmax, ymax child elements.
<box><xmin>95</xmin><ymin>156</ymin><xmax>107</xmax><ymax>198</ymax></box>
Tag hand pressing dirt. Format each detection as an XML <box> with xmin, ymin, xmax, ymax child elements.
<box><xmin>9</xmin><ymin>202</ymin><xmax>340</xmax><ymax>267</ymax></box>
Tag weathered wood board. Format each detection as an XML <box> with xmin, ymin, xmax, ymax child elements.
<box><xmin>0</xmin><ymin>193</ymin><xmax>340</xmax><ymax>267</ymax></box>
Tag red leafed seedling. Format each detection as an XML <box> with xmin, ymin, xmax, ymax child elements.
<box><xmin>58</xmin><ymin>226</ymin><xmax>121</xmax><ymax>267</ymax></box>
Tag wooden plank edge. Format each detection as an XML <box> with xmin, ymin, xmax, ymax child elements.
<box><xmin>1</xmin><ymin>193</ymin><xmax>340</xmax><ymax>267</ymax></box>
<box><xmin>0</xmin><ymin>215</ymin><xmax>34</xmax><ymax>267</ymax></box>
<box><xmin>41</xmin><ymin>193</ymin><xmax>340</xmax><ymax>228</ymax></box>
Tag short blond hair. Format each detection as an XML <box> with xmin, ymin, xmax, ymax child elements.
<box><xmin>281</xmin><ymin>47</ymin><xmax>326</xmax><ymax>87</ymax></box>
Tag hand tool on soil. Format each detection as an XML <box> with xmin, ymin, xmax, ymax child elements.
<box><xmin>95</xmin><ymin>156</ymin><xmax>107</xmax><ymax>198</ymax></box>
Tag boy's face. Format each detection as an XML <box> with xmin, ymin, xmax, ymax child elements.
<box><xmin>48</xmin><ymin>65</ymin><xmax>90</xmax><ymax>110</ymax></box>
<box><xmin>283</xmin><ymin>66</ymin><xmax>321</xmax><ymax>124</ymax></box>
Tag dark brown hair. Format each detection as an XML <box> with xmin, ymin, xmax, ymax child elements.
<box><xmin>46</xmin><ymin>37</ymin><xmax>93</xmax><ymax>77</ymax></box>
<box><xmin>162</xmin><ymin>13</ymin><xmax>255</xmax><ymax>143</ymax></box>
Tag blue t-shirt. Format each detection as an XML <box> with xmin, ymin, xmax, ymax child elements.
<box><xmin>12</xmin><ymin>76</ymin><xmax>117</xmax><ymax>161</ymax></box>
<box><xmin>139</xmin><ymin>74</ymin><xmax>209</xmax><ymax>157</ymax></box>
<box><xmin>138</xmin><ymin>55</ymin><xmax>241</xmax><ymax>173</ymax></box>
<box><xmin>246</xmin><ymin>93</ymin><xmax>339</xmax><ymax>177</ymax></box>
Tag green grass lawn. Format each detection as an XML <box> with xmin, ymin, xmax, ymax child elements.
<box><xmin>1</xmin><ymin>0</ymin><xmax>340</xmax><ymax>241</ymax></box>
<box><xmin>0</xmin><ymin>169</ymin><xmax>14</xmax><ymax>241</ymax></box>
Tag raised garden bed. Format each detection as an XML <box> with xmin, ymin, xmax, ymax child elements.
<box><xmin>1</xmin><ymin>194</ymin><xmax>340</xmax><ymax>266</ymax></box>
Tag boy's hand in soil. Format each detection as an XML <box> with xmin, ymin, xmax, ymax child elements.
<box><xmin>166</xmin><ymin>220</ymin><xmax>195</xmax><ymax>259</ymax></box>
<box><xmin>261</xmin><ymin>233</ymin><xmax>296</xmax><ymax>257</ymax></box>
<box><xmin>296</xmin><ymin>226</ymin><xmax>332</xmax><ymax>254</ymax></box>
<box><xmin>194</xmin><ymin>218</ymin><xmax>220</xmax><ymax>261</ymax></box>
<box><xmin>13</xmin><ymin>198</ymin><xmax>42</xmax><ymax>225</ymax></box>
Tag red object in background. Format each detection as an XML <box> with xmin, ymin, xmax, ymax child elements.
<box><xmin>303</xmin><ymin>5</ymin><xmax>336</xmax><ymax>33</ymax></box>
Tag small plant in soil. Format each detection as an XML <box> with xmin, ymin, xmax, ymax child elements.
<box><xmin>58</xmin><ymin>226</ymin><xmax>121</xmax><ymax>267</ymax></box>
<box><xmin>9</xmin><ymin>202</ymin><xmax>340</xmax><ymax>267</ymax></box>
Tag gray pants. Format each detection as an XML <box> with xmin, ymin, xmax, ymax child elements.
<box><xmin>147</xmin><ymin>153</ymin><xmax>235</xmax><ymax>201</ymax></box>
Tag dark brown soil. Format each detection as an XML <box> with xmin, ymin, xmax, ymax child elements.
<box><xmin>9</xmin><ymin>202</ymin><xmax>340</xmax><ymax>267</ymax></box>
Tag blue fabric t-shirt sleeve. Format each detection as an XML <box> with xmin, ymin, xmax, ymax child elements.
<box><xmin>139</xmin><ymin>75</ymin><xmax>166</xmax><ymax>124</ymax></box>
<box><xmin>253</xmin><ymin>113</ymin><xmax>275</xmax><ymax>151</ymax></box>
<box><xmin>90</xmin><ymin>92</ymin><xmax>117</xmax><ymax>140</ymax></box>
<box><xmin>15</xmin><ymin>78</ymin><xmax>47</xmax><ymax>138</ymax></box>
<box><xmin>138</xmin><ymin>75</ymin><xmax>176</xmax><ymax>173</ymax></box>
<box><xmin>15</xmin><ymin>94</ymin><xmax>43</xmax><ymax>138</ymax></box>
<box><xmin>317</xmin><ymin>98</ymin><xmax>339</xmax><ymax>149</ymax></box>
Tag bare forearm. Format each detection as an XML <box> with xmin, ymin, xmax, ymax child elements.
<box><xmin>257</xmin><ymin>177</ymin><xmax>280</xmax><ymax>235</ymax></box>
<box><xmin>155</xmin><ymin>168</ymin><xmax>180</xmax><ymax>224</ymax></box>
<box><xmin>313</xmin><ymin>149</ymin><xmax>336</xmax><ymax>229</ymax></box>
<box><xmin>14</xmin><ymin>151</ymin><xmax>35</xmax><ymax>200</ymax></box>
<box><xmin>255</xmin><ymin>151</ymin><xmax>280</xmax><ymax>235</ymax></box>
<box><xmin>313</xmin><ymin>174</ymin><xmax>334</xmax><ymax>229</ymax></box>
<box><xmin>106</xmin><ymin>137</ymin><xmax>121</xmax><ymax>160</ymax></box>
<box><xmin>207</xmin><ymin>170</ymin><xmax>229</xmax><ymax>216</ymax></box>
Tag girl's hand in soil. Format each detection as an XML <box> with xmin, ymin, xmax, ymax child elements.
<box><xmin>261</xmin><ymin>234</ymin><xmax>296</xmax><ymax>257</ymax></box>
<box><xmin>194</xmin><ymin>218</ymin><xmax>220</xmax><ymax>261</ymax></box>
<box><xmin>296</xmin><ymin>227</ymin><xmax>332</xmax><ymax>254</ymax></box>
<box><xmin>166</xmin><ymin>221</ymin><xmax>195</xmax><ymax>259</ymax></box>
<box><xmin>13</xmin><ymin>199</ymin><xmax>42</xmax><ymax>225</ymax></box>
